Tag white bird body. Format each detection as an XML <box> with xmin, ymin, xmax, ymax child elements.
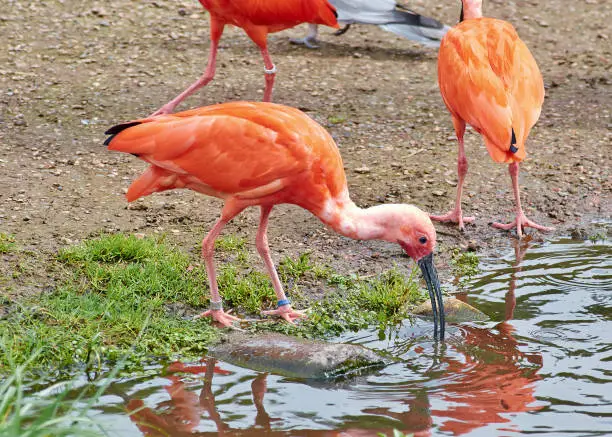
<box><xmin>293</xmin><ymin>0</ymin><xmax>449</xmax><ymax>48</ymax></box>
<box><xmin>333</xmin><ymin>0</ymin><xmax>399</xmax><ymax>24</ymax></box>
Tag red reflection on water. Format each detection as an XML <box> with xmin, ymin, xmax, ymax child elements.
<box><xmin>123</xmin><ymin>324</ymin><xmax>541</xmax><ymax>437</ymax></box>
<box><xmin>122</xmin><ymin>239</ymin><xmax>542</xmax><ymax>436</ymax></box>
<box><xmin>431</xmin><ymin>237</ymin><xmax>541</xmax><ymax>435</ymax></box>
<box><xmin>125</xmin><ymin>360</ymin><xmax>231</xmax><ymax>436</ymax></box>
<box><xmin>431</xmin><ymin>323</ymin><xmax>542</xmax><ymax>435</ymax></box>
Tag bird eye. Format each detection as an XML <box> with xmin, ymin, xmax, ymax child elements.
<box><xmin>419</xmin><ymin>236</ymin><xmax>428</xmax><ymax>245</ymax></box>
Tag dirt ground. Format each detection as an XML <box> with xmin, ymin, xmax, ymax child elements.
<box><xmin>1</xmin><ymin>0</ymin><xmax>610</xmax><ymax>297</ymax></box>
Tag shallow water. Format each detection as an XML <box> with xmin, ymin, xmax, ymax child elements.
<box><xmin>59</xmin><ymin>237</ymin><xmax>612</xmax><ymax>436</ymax></box>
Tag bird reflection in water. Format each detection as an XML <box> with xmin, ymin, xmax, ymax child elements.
<box><xmin>122</xmin><ymin>239</ymin><xmax>542</xmax><ymax>436</ymax></box>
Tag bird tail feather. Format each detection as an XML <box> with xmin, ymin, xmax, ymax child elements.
<box><xmin>126</xmin><ymin>165</ymin><xmax>177</xmax><ymax>202</ymax></box>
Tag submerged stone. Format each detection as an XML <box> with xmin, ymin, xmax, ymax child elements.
<box><xmin>412</xmin><ymin>297</ymin><xmax>488</xmax><ymax>323</ymax></box>
<box><xmin>209</xmin><ymin>332</ymin><xmax>386</xmax><ymax>379</ymax></box>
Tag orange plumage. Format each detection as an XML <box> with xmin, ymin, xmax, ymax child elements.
<box><xmin>438</xmin><ymin>17</ymin><xmax>544</xmax><ymax>163</ymax></box>
<box><xmin>199</xmin><ymin>0</ymin><xmax>338</xmax><ymax>40</ymax></box>
<box><xmin>432</xmin><ymin>0</ymin><xmax>551</xmax><ymax>237</ymax></box>
<box><xmin>108</xmin><ymin>102</ymin><xmax>346</xmax><ymax>216</ymax></box>
<box><xmin>152</xmin><ymin>0</ymin><xmax>339</xmax><ymax>115</ymax></box>
<box><xmin>106</xmin><ymin>101</ymin><xmax>445</xmax><ymax>335</ymax></box>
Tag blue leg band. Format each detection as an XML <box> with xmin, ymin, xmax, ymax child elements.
<box><xmin>277</xmin><ymin>299</ymin><xmax>291</xmax><ymax>308</ymax></box>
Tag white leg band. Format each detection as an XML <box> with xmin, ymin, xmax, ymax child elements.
<box><xmin>264</xmin><ymin>65</ymin><xmax>277</xmax><ymax>75</ymax></box>
<box><xmin>209</xmin><ymin>300</ymin><xmax>223</xmax><ymax>311</ymax></box>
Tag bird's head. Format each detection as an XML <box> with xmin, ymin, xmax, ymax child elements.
<box><xmin>370</xmin><ymin>204</ymin><xmax>435</xmax><ymax>259</ymax></box>
<box><xmin>373</xmin><ymin>204</ymin><xmax>445</xmax><ymax>338</ymax></box>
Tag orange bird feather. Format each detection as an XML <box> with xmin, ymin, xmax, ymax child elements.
<box><xmin>106</xmin><ymin>101</ymin><xmax>446</xmax><ymax>337</ymax></box>
<box><xmin>152</xmin><ymin>0</ymin><xmax>339</xmax><ymax>116</ymax></box>
<box><xmin>432</xmin><ymin>0</ymin><xmax>552</xmax><ymax>236</ymax></box>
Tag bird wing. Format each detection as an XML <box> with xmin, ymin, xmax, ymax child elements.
<box><xmin>219</xmin><ymin>0</ymin><xmax>338</xmax><ymax>28</ymax></box>
<box><xmin>438</xmin><ymin>18</ymin><xmax>542</xmax><ymax>163</ymax></box>
<box><xmin>511</xmin><ymin>38</ymin><xmax>545</xmax><ymax>146</ymax></box>
<box><xmin>331</xmin><ymin>0</ymin><xmax>400</xmax><ymax>24</ymax></box>
<box><xmin>107</xmin><ymin>102</ymin><xmax>344</xmax><ymax>201</ymax></box>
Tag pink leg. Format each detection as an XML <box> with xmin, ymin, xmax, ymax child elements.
<box><xmin>289</xmin><ymin>24</ymin><xmax>320</xmax><ymax>49</ymax></box>
<box><xmin>260</xmin><ymin>46</ymin><xmax>276</xmax><ymax>103</ymax></box>
<box><xmin>195</xmin><ymin>205</ymin><xmax>243</xmax><ymax>327</ymax></box>
<box><xmin>151</xmin><ymin>21</ymin><xmax>224</xmax><ymax>116</ymax></box>
<box><xmin>256</xmin><ymin>206</ymin><xmax>305</xmax><ymax>324</ymax></box>
<box><xmin>492</xmin><ymin>162</ymin><xmax>554</xmax><ymax>238</ymax></box>
<box><xmin>199</xmin><ymin>358</ymin><xmax>229</xmax><ymax>433</ymax></box>
<box><xmin>430</xmin><ymin>118</ymin><xmax>475</xmax><ymax>230</ymax></box>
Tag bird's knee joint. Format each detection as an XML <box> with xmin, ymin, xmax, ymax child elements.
<box><xmin>256</xmin><ymin>239</ymin><xmax>270</xmax><ymax>257</ymax></box>
<box><xmin>201</xmin><ymin>241</ymin><xmax>215</xmax><ymax>259</ymax></box>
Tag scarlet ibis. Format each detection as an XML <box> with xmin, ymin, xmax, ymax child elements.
<box><xmin>292</xmin><ymin>0</ymin><xmax>449</xmax><ymax>49</ymax></box>
<box><xmin>105</xmin><ymin>101</ymin><xmax>445</xmax><ymax>338</ymax></box>
<box><xmin>152</xmin><ymin>0</ymin><xmax>339</xmax><ymax>115</ymax></box>
<box><xmin>432</xmin><ymin>0</ymin><xmax>553</xmax><ymax>237</ymax></box>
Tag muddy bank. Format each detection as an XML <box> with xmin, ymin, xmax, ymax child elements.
<box><xmin>1</xmin><ymin>0</ymin><xmax>610</xmax><ymax>300</ymax></box>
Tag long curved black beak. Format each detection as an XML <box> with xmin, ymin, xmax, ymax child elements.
<box><xmin>418</xmin><ymin>253</ymin><xmax>445</xmax><ymax>339</ymax></box>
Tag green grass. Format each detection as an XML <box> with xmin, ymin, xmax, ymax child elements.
<box><xmin>450</xmin><ymin>249</ymin><xmax>480</xmax><ymax>284</ymax></box>
<box><xmin>0</xmin><ymin>233</ymin><xmax>16</xmax><ymax>254</ymax></box>
<box><xmin>0</xmin><ymin>346</ymin><xmax>126</xmax><ymax>437</ymax></box>
<box><xmin>214</xmin><ymin>235</ymin><xmax>246</xmax><ymax>252</ymax></box>
<box><xmin>588</xmin><ymin>232</ymin><xmax>607</xmax><ymax>243</ymax></box>
<box><xmin>1</xmin><ymin>234</ymin><xmax>218</xmax><ymax>374</ymax></box>
<box><xmin>247</xmin><ymin>266</ymin><xmax>425</xmax><ymax>339</ymax></box>
<box><xmin>1</xmin><ymin>233</ymin><xmax>429</xmax><ymax>375</ymax></box>
<box><xmin>327</xmin><ymin>115</ymin><xmax>347</xmax><ymax>125</ymax></box>
<box><xmin>378</xmin><ymin>431</ymin><xmax>413</xmax><ymax>437</ymax></box>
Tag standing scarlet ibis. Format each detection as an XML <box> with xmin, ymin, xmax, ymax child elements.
<box><xmin>432</xmin><ymin>0</ymin><xmax>553</xmax><ymax>237</ymax></box>
<box><xmin>105</xmin><ymin>101</ymin><xmax>445</xmax><ymax>338</ymax></box>
<box><xmin>152</xmin><ymin>0</ymin><xmax>339</xmax><ymax>116</ymax></box>
<box><xmin>292</xmin><ymin>0</ymin><xmax>449</xmax><ymax>49</ymax></box>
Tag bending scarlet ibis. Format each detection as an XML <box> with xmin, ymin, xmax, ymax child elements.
<box><xmin>432</xmin><ymin>0</ymin><xmax>553</xmax><ymax>237</ymax></box>
<box><xmin>105</xmin><ymin>101</ymin><xmax>445</xmax><ymax>338</ymax></box>
<box><xmin>152</xmin><ymin>0</ymin><xmax>339</xmax><ymax>115</ymax></box>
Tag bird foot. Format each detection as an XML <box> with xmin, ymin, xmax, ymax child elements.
<box><xmin>491</xmin><ymin>213</ymin><xmax>554</xmax><ymax>238</ymax></box>
<box><xmin>195</xmin><ymin>309</ymin><xmax>241</xmax><ymax>328</ymax></box>
<box><xmin>261</xmin><ymin>305</ymin><xmax>306</xmax><ymax>324</ymax></box>
<box><xmin>430</xmin><ymin>209</ymin><xmax>475</xmax><ymax>231</ymax></box>
<box><xmin>289</xmin><ymin>36</ymin><xmax>320</xmax><ymax>49</ymax></box>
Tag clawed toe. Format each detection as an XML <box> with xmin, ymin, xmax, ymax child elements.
<box><xmin>492</xmin><ymin>214</ymin><xmax>554</xmax><ymax>238</ymax></box>
<box><xmin>195</xmin><ymin>309</ymin><xmax>241</xmax><ymax>328</ymax></box>
<box><xmin>289</xmin><ymin>37</ymin><xmax>319</xmax><ymax>49</ymax></box>
<box><xmin>261</xmin><ymin>306</ymin><xmax>306</xmax><ymax>324</ymax></box>
<box><xmin>430</xmin><ymin>210</ymin><xmax>475</xmax><ymax>230</ymax></box>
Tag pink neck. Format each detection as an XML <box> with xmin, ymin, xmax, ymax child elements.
<box><xmin>318</xmin><ymin>193</ymin><xmax>387</xmax><ymax>242</ymax></box>
<box><xmin>463</xmin><ymin>0</ymin><xmax>483</xmax><ymax>20</ymax></box>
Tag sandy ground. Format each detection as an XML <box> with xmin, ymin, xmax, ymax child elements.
<box><xmin>1</xmin><ymin>0</ymin><xmax>610</xmax><ymax>297</ymax></box>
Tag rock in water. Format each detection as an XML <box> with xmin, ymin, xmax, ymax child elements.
<box><xmin>412</xmin><ymin>297</ymin><xmax>488</xmax><ymax>323</ymax></box>
<box><xmin>209</xmin><ymin>333</ymin><xmax>386</xmax><ymax>379</ymax></box>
